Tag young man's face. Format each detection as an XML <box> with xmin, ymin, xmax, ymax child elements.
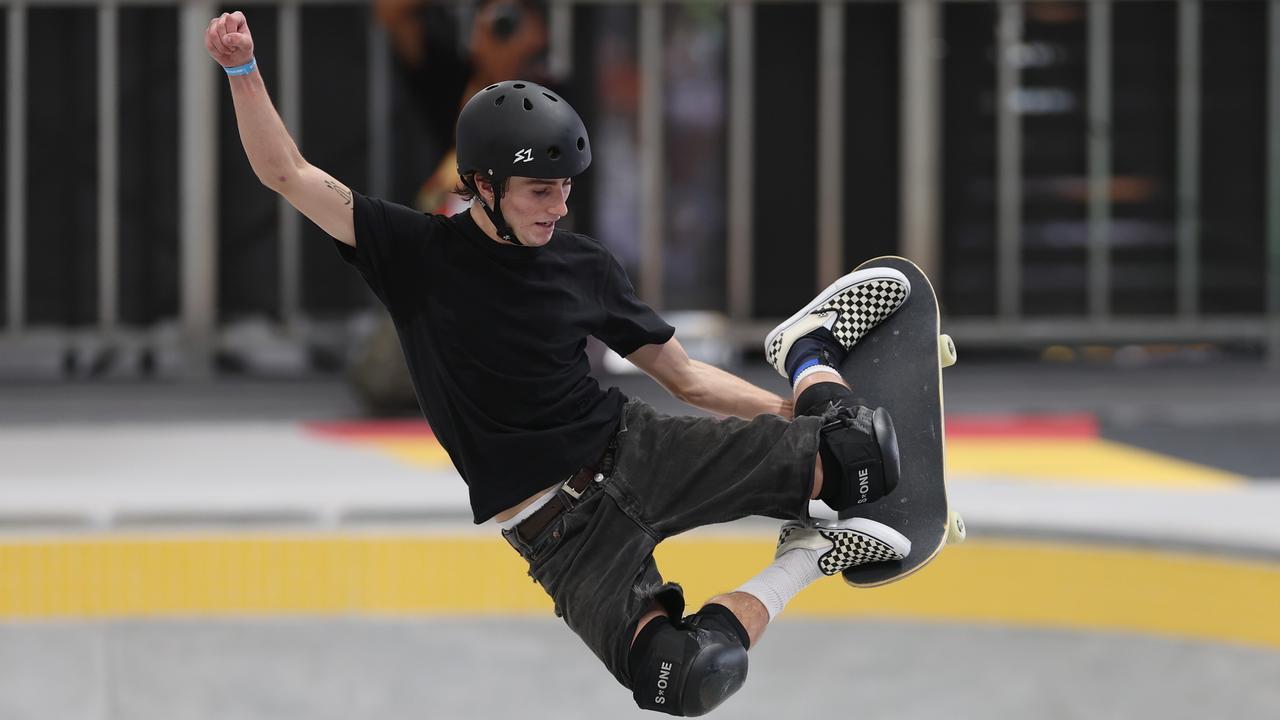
<box><xmin>479</xmin><ymin>176</ymin><xmax>572</xmax><ymax>246</ymax></box>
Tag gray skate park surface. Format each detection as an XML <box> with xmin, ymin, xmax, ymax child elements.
<box><xmin>5</xmin><ymin>618</ymin><xmax>1280</xmax><ymax>720</ymax></box>
<box><xmin>2</xmin><ymin>360</ymin><xmax>1279</xmax><ymax>719</ymax></box>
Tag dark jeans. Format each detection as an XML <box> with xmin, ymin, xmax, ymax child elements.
<box><xmin>504</xmin><ymin>398</ymin><xmax>823</xmax><ymax>688</ymax></box>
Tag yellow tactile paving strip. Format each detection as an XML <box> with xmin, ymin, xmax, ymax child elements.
<box><xmin>2</xmin><ymin>534</ymin><xmax>1277</xmax><ymax>650</ymax></box>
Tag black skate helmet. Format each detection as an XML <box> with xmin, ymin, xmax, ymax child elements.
<box><xmin>456</xmin><ymin>80</ymin><xmax>592</xmax><ymax>245</ymax></box>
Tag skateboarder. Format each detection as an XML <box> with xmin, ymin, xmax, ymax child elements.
<box><xmin>208</xmin><ymin>11</ymin><xmax>912</xmax><ymax>715</ymax></box>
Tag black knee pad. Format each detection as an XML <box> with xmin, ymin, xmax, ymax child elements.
<box><xmin>628</xmin><ymin>604</ymin><xmax>750</xmax><ymax>717</ymax></box>
<box><xmin>817</xmin><ymin>404</ymin><xmax>901</xmax><ymax>511</ymax></box>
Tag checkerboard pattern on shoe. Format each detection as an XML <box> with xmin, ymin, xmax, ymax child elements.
<box><xmin>764</xmin><ymin>269</ymin><xmax>910</xmax><ymax>378</ymax></box>
<box><xmin>776</xmin><ymin>518</ymin><xmax>909</xmax><ymax>575</ymax></box>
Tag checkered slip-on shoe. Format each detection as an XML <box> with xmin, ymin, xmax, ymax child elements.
<box><xmin>764</xmin><ymin>267</ymin><xmax>911</xmax><ymax>379</ymax></box>
<box><xmin>775</xmin><ymin>517</ymin><xmax>911</xmax><ymax>575</ymax></box>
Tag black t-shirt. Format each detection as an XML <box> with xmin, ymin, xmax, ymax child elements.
<box><xmin>335</xmin><ymin>193</ymin><xmax>675</xmax><ymax>522</ymax></box>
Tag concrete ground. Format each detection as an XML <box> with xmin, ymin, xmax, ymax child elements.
<box><xmin>3</xmin><ymin>618</ymin><xmax>1280</xmax><ymax>720</ymax></box>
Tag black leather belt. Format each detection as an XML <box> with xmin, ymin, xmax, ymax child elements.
<box><xmin>509</xmin><ymin>437</ymin><xmax>617</xmax><ymax>546</ymax></box>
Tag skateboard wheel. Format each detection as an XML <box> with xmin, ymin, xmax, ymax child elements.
<box><xmin>946</xmin><ymin>510</ymin><xmax>966</xmax><ymax>544</ymax></box>
<box><xmin>939</xmin><ymin>334</ymin><xmax>957</xmax><ymax>368</ymax></box>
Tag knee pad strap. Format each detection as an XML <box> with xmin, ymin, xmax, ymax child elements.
<box><xmin>817</xmin><ymin>405</ymin><xmax>900</xmax><ymax>511</ymax></box>
<box><xmin>628</xmin><ymin>605</ymin><xmax>749</xmax><ymax>717</ymax></box>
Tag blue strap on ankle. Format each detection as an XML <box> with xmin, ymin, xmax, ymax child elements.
<box><xmin>790</xmin><ymin>358</ymin><xmax>822</xmax><ymax>386</ymax></box>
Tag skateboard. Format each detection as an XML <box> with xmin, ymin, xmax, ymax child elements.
<box><xmin>838</xmin><ymin>256</ymin><xmax>964</xmax><ymax>587</ymax></box>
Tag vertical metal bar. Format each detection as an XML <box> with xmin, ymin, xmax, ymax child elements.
<box><xmin>368</xmin><ymin>15</ymin><xmax>392</xmax><ymax>199</ymax></box>
<box><xmin>817</xmin><ymin>0</ymin><xmax>844</xmax><ymax>288</ymax></box>
<box><xmin>6</xmin><ymin>3</ymin><xmax>26</xmax><ymax>333</ymax></box>
<box><xmin>1177</xmin><ymin>0</ymin><xmax>1201</xmax><ymax>318</ymax></box>
<box><xmin>1268</xmin><ymin>0</ymin><xmax>1280</xmax><ymax>368</ymax></box>
<box><xmin>996</xmin><ymin>0</ymin><xmax>1023</xmax><ymax>320</ymax></box>
<box><xmin>180</xmin><ymin>0</ymin><xmax>218</xmax><ymax>377</ymax></box>
<box><xmin>99</xmin><ymin>2</ymin><xmax>120</xmax><ymax>333</ymax></box>
<box><xmin>1087</xmin><ymin>0</ymin><xmax>1111</xmax><ymax>319</ymax></box>
<box><xmin>900</xmin><ymin>0</ymin><xmax>942</xmax><ymax>282</ymax></box>
<box><xmin>727</xmin><ymin>1</ymin><xmax>753</xmax><ymax>322</ymax></box>
<box><xmin>278</xmin><ymin>1</ymin><xmax>301</xmax><ymax>328</ymax></box>
<box><xmin>638</xmin><ymin>0</ymin><xmax>663</xmax><ymax>309</ymax></box>
<box><xmin>548</xmin><ymin>0</ymin><xmax>573</xmax><ymax>80</ymax></box>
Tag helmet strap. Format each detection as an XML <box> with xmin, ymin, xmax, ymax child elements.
<box><xmin>467</xmin><ymin>174</ymin><xmax>521</xmax><ymax>246</ymax></box>
<box><xmin>489</xmin><ymin>184</ymin><xmax>522</xmax><ymax>246</ymax></box>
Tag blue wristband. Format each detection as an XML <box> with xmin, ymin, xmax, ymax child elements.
<box><xmin>224</xmin><ymin>57</ymin><xmax>257</xmax><ymax>76</ymax></box>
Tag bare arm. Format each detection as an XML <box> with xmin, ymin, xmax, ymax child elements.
<box><xmin>627</xmin><ymin>338</ymin><xmax>793</xmax><ymax>420</ymax></box>
<box><xmin>207</xmin><ymin>11</ymin><xmax>355</xmax><ymax>246</ymax></box>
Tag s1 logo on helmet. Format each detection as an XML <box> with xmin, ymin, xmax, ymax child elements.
<box><xmin>513</xmin><ymin>148</ymin><xmax>534</xmax><ymax>164</ymax></box>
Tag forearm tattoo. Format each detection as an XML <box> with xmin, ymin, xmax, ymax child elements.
<box><xmin>325</xmin><ymin>179</ymin><xmax>352</xmax><ymax>206</ymax></box>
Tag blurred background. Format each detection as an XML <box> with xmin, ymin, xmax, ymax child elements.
<box><xmin>2</xmin><ymin>0</ymin><xmax>1280</xmax><ymax>718</ymax></box>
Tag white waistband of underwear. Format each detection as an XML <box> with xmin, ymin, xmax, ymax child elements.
<box><xmin>496</xmin><ymin>485</ymin><xmax>561</xmax><ymax>531</ymax></box>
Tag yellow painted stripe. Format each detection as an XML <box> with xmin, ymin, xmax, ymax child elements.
<box><xmin>0</xmin><ymin>535</ymin><xmax>541</xmax><ymax>616</ymax></box>
<box><xmin>947</xmin><ymin>438</ymin><xmax>1242</xmax><ymax>487</ymax></box>
<box><xmin>660</xmin><ymin>538</ymin><xmax>1280</xmax><ymax>649</ymax></box>
<box><xmin>364</xmin><ymin>438</ymin><xmax>454</xmax><ymax>467</ymax></box>
<box><xmin>2</xmin><ymin>534</ymin><xmax>1278</xmax><ymax>650</ymax></box>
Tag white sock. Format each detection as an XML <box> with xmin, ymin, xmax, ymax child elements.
<box><xmin>734</xmin><ymin>545</ymin><xmax>827</xmax><ymax>621</ymax></box>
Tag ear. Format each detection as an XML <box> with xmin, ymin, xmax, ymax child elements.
<box><xmin>474</xmin><ymin>175</ymin><xmax>495</xmax><ymax>205</ymax></box>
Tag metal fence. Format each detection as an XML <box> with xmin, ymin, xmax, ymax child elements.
<box><xmin>2</xmin><ymin>0</ymin><xmax>1278</xmax><ymax>378</ymax></box>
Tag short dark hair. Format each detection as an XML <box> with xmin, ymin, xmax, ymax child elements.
<box><xmin>452</xmin><ymin>172</ymin><xmax>507</xmax><ymax>202</ymax></box>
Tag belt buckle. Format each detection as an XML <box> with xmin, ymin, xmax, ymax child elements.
<box><xmin>561</xmin><ymin>474</ymin><xmax>583</xmax><ymax>500</ymax></box>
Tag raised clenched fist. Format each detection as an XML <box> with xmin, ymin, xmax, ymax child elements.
<box><xmin>205</xmin><ymin>11</ymin><xmax>254</xmax><ymax>69</ymax></box>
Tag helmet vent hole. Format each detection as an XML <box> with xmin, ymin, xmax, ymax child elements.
<box><xmin>495</xmin><ymin>95</ymin><xmax>505</xmax><ymax>106</ymax></box>
<box><xmin>542</xmin><ymin>93</ymin><xmax>559</xmax><ymax>102</ymax></box>
<box><xmin>514</xmin><ymin>82</ymin><xmax>526</xmax><ymax>89</ymax></box>
<box><xmin>576</xmin><ymin>137</ymin><xmax>586</xmax><ymax>151</ymax></box>
<box><xmin>485</xmin><ymin>84</ymin><xmax>499</xmax><ymax>91</ymax></box>
<box><xmin>523</xmin><ymin>98</ymin><xmax>533</xmax><ymax>111</ymax></box>
<box><xmin>547</xmin><ymin>146</ymin><xmax>561</xmax><ymax>160</ymax></box>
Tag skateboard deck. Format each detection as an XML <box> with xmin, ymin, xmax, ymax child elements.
<box><xmin>838</xmin><ymin>256</ymin><xmax>962</xmax><ymax>587</ymax></box>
